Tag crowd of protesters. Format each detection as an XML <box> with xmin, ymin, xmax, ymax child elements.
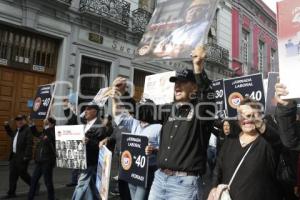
<box><xmin>1</xmin><ymin>46</ymin><xmax>300</xmax><ymax>200</ymax></box>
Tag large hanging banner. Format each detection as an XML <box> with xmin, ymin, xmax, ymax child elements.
<box><xmin>224</xmin><ymin>74</ymin><xmax>265</xmax><ymax>118</ymax></box>
<box><xmin>277</xmin><ymin>0</ymin><xmax>300</xmax><ymax>99</ymax></box>
<box><xmin>96</xmin><ymin>146</ymin><xmax>112</xmax><ymax>200</ymax></box>
<box><xmin>143</xmin><ymin>71</ymin><xmax>176</xmax><ymax>105</ymax></box>
<box><xmin>31</xmin><ymin>84</ymin><xmax>56</xmax><ymax>119</ymax></box>
<box><xmin>135</xmin><ymin>0</ymin><xmax>220</xmax><ymax>61</ymax></box>
<box><xmin>55</xmin><ymin>125</ymin><xmax>87</xmax><ymax>170</ymax></box>
<box><xmin>119</xmin><ymin>134</ymin><xmax>149</xmax><ymax>188</ymax></box>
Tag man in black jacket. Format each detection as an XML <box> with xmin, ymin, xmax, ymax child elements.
<box><xmin>28</xmin><ymin>117</ymin><xmax>56</xmax><ymax>200</ymax></box>
<box><xmin>72</xmin><ymin>103</ymin><xmax>107</xmax><ymax>200</ymax></box>
<box><xmin>2</xmin><ymin>115</ymin><xmax>33</xmax><ymax>199</ymax></box>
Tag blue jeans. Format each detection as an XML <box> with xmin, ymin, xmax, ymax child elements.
<box><xmin>72</xmin><ymin>166</ymin><xmax>99</xmax><ymax>200</ymax></box>
<box><xmin>207</xmin><ymin>146</ymin><xmax>217</xmax><ymax>175</ymax></box>
<box><xmin>128</xmin><ymin>184</ymin><xmax>146</xmax><ymax>200</ymax></box>
<box><xmin>148</xmin><ymin>170</ymin><xmax>203</xmax><ymax>200</ymax></box>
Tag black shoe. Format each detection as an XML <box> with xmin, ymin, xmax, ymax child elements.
<box><xmin>66</xmin><ymin>183</ymin><xmax>77</xmax><ymax>187</ymax></box>
<box><xmin>1</xmin><ymin>194</ymin><xmax>16</xmax><ymax>199</ymax></box>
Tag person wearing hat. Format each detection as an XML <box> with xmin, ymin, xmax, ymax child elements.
<box><xmin>148</xmin><ymin>46</ymin><xmax>215</xmax><ymax>200</ymax></box>
<box><xmin>27</xmin><ymin>117</ymin><xmax>56</xmax><ymax>200</ymax></box>
<box><xmin>2</xmin><ymin>115</ymin><xmax>33</xmax><ymax>199</ymax></box>
<box><xmin>72</xmin><ymin>102</ymin><xmax>108</xmax><ymax>200</ymax></box>
<box><xmin>153</xmin><ymin>0</ymin><xmax>211</xmax><ymax>58</ymax></box>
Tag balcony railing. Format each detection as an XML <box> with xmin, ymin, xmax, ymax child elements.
<box><xmin>206</xmin><ymin>43</ymin><xmax>229</xmax><ymax>68</ymax></box>
<box><xmin>79</xmin><ymin>0</ymin><xmax>130</xmax><ymax>27</ymax></box>
<box><xmin>132</xmin><ymin>8</ymin><xmax>152</xmax><ymax>33</ymax></box>
<box><xmin>55</xmin><ymin>0</ymin><xmax>73</xmax><ymax>6</ymax></box>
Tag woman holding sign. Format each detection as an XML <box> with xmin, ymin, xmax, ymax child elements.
<box><xmin>110</xmin><ymin>90</ymin><xmax>161</xmax><ymax>200</ymax></box>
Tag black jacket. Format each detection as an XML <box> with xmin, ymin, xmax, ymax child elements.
<box><xmin>276</xmin><ymin>101</ymin><xmax>300</xmax><ymax>150</ymax></box>
<box><xmin>31</xmin><ymin>125</ymin><xmax>56</xmax><ymax>164</ymax></box>
<box><xmin>4</xmin><ymin>124</ymin><xmax>33</xmax><ymax>163</ymax></box>
<box><xmin>85</xmin><ymin>119</ymin><xmax>107</xmax><ymax>166</ymax></box>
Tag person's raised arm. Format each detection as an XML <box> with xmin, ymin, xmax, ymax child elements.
<box><xmin>4</xmin><ymin>121</ymin><xmax>13</xmax><ymax>137</ymax></box>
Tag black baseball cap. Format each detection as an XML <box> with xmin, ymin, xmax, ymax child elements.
<box><xmin>15</xmin><ymin>114</ymin><xmax>26</xmax><ymax>121</ymax></box>
<box><xmin>84</xmin><ymin>101</ymin><xmax>100</xmax><ymax>111</ymax></box>
<box><xmin>169</xmin><ymin>69</ymin><xmax>196</xmax><ymax>83</ymax></box>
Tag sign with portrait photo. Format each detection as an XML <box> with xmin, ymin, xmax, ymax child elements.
<box><xmin>224</xmin><ymin>74</ymin><xmax>265</xmax><ymax>118</ymax></box>
<box><xmin>31</xmin><ymin>84</ymin><xmax>56</xmax><ymax>119</ymax></box>
<box><xmin>143</xmin><ymin>71</ymin><xmax>176</xmax><ymax>105</ymax></box>
<box><xmin>135</xmin><ymin>0</ymin><xmax>220</xmax><ymax>61</ymax></box>
<box><xmin>277</xmin><ymin>0</ymin><xmax>300</xmax><ymax>99</ymax></box>
<box><xmin>55</xmin><ymin>125</ymin><xmax>87</xmax><ymax>170</ymax></box>
<box><xmin>265</xmin><ymin>72</ymin><xmax>279</xmax><ymax>114</ymax></box>
<box><xmin>96</xmin><ymin>146</ymin><xmax>112</xmax><ymax>200</ymax></box>
<box><xmin>119</xmin><ymin>134</ymin><xmax>149</xmax><ymax>188</ymax></box>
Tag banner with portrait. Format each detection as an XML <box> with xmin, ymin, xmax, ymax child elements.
<box><xmin>55</xmin><ymin>125</ymin><xmax>87</xmax><ymax>170</ymax></box>
<box><xmin>31</xmin><ymin>84</ymin><xmax>56</xmax><ymax>119</ymax></box>
<box><xmin>277</xmin><ymin>0</ymin><xmax>300</xmax><ymax>99</ymax></box>
<box><xmin>96</xmin><ymin>146</ymin><xmax>112</xmax><ymax>200</ymax></box>
<box><xmin>135</xmin><ymin>0</ymin><xmax>220</xmax><ymax>61</ymax></box>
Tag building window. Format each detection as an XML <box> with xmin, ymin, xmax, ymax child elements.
<box><xmin>242</xmin><ymin>29</ymin><xmax>250</xmax><ymax>74</ymax></box>
<box><xmin>271</xmin><ymin>49</ymin><xmax>276</xmax><ymax>72</ymax></box>
<box><xmin>258</xmin><ymin>41</ymin><xmax>265</xmax><ymax>74</ymax></box>
<box><xmin>79</xmin><ymin>56</ymin><xmax>111</xmax><ymax>104</ymax></box>
<box><xmin>0</xmin><ymin>25</ymin><xmax>59</xmax><ymax>74</ymax></box>
<box><xmin>133</xmin><ymin>69</ymin><xmax>152</xmax><ymax>102</ymax></box>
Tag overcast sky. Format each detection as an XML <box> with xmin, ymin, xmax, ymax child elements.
<box><xmin>262</xmin><ymin>0</ymin><xmax>279</xmax><ymax>13</ymax></box>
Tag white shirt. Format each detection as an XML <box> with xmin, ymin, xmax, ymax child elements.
<box><xmin>84</xmin><ymin>118</ymin><xmax>97</xmax><ymax>133</ymax></box>
<box><xmin>209</xmin><ymin>133</ymin><xmax>217</xmax><ymax>148</ymax></box>
<box><xmin>13</xmin><ymin>129</ymin><xmax>20</xmax><ymax>153</ymax></box>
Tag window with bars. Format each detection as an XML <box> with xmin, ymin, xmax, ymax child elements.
<box><xmin>242</xmin><ymin>30</ymin><xmax>249</xmax><ymax>74</ymax></box>
<box><xmin>0</xmin><ymin>25</ymin><xmax>59</xmax><ymax>74</ymax></box>
<box><xmin>258</xmin><ymin>41</ymin><xmax>265</xmax><ymax>73</ymax></box>
<box><xmin>271</xmin><ymin>49</ymin><xmax>276</xmax><ymax>72</ymax></box>
<box><xmin>133</xmin><ymin>69</ymin><xmax>152</xmax><ymax>102</ymax></box>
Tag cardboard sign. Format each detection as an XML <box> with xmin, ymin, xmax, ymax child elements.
<box><xmin>143</xmin><ymin>71</ymin><xmax>175</xmax><ymax>105</ymax></box>
<box><xmin>96</xmin><ymin>146</ymin><xmax>112</xmax><ymax>200</ymax></box>
<box><xmin>212</xmin><ymin>79</ymin><xmax>226</xmax><ymax>118</ymax></box>
<box><xmin>265</xmin><ymin>72</ymin><xmax>279</xmax><ymax>114</ymax></box>
<box><xmin>224</xmin><ymin>74</ymin><xmax>265</xmax><ymax>118</ymax></box>
<box><xmin>135</xmin><ymin>0</ymin><xmax>220</xmax><ymax>61</ymax></box>
<box><xmin>119</xmin><ymin>134</ymin><xmax>149</xmax><ymax>188</ymax></box>
<box><xmin>277</xmin><ymin>0</ymin><xmax>300</xmax><ymax>99</ymax></box>
<box><xmin>31</xmin><ymin>84</ymin><xmax>55</xmax><ymax>119</ymax></box>
<box><xmin>55</xmin><ymin>125</ymin><xmax>87</xmax><ymax>170</ymax></box>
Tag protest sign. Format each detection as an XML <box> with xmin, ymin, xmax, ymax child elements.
<box><xmin>119</xmin><ymin>134</ymin><xmax>149</xmax><ymax>188</ymax></box>
<box><xmin>143</xmin><ymin>71</ymin><xmax>175</xmax><ymax>105</ymax></box>
<box><xmin>212</xmin><ymin>79</ymin><xmax>226</xmax><ymax>118</ymax></box>
<box><xmin>135</xmin><ymin>0</ymin><xmax>220</xmax><ymax>61</ymax></box>
<box><xmin>96</xmin><ymin>146</ymin><xmax>112</xmax><ymax>200</ymax></box>
<box><xmin>55</xmin><ymin>125</ymin><xmax>87</xmax><ymax>170</ymax></box>
<box><xmin>31</xmin><ymin>84</ymin><xmax>55</xmax><ymax>119</ymax></box>
<box><xmin>93</xmin><ymin>87</ymin><xmax>111</xmax><ymax>107</ymax></box>
<box><xmin>265</xmin><ymin>72</ymin><xmax>279</xmax><ymax>114</ymax></box>
<box><xmin>224</xmin><ymin>74</ymin><xmax>265</xmax><ymax>118</ymax></box>
<box><xmin>277</xmin><ymin>0</ymin><xmax>300</xmax><ymax>99</ymax></box>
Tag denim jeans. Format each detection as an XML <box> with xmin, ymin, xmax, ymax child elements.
<box><xmin>207</xmin><ymin>146</ymin><xmax>217</xmax><ymax>175</ymax></box>
<box><xmin>128</xmin><ymin>184</ymin><xmax>147</xmax><ymax>200</ymax></box>
<box><xmin>28</xmin><ymin>162</ymin><xmax>55</xmax><ymax>200</ymax></box>
<box><xmin>148</xmin><ymin>170</ymin><xmax>203</xmax><ymax>200</ymax></box>
<box><xmin>72</xmin><ymin>166</ymin><xmax>99</xmax><ymax>200</ymax></box>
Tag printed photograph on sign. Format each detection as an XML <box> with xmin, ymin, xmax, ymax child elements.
<box><xmin>277</xmin><ymin>0</ymin><xmax>300</xmax><ymax>99</ymax></box>
<box><xmin>135</xmin><ymin>0</ymin><xmax>220</xmax><ymax>61</ymax></box>
<box><xmin>55</xmin><ymin>125</ymin><xmax>87</xmax><ymax>170</ymax></box>
<box><xmin>96</xmin><ymin>146</ymin><xmax>112</xmax><ymax>200</ymax></box>
<box><xmin>143</xmin><ymin>71</ymin><xmax>176</xmax><ymax>105</ymax></box>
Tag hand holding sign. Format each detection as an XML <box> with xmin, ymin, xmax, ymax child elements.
<box><xmin>275</xmin><ymin>83</ymin><xmax>291</xmax><ymax>106</ymax></box>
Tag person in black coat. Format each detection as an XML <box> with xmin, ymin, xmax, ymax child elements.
<box><xmin>71</xmin><ymin>103</ymin><xmax>108</xmax><ymax>200</ymax></box>
<box><xmin>27</xmin><ymin>117</ymin><xmax>56</xmax><ymax>200</ymax></box>
<box><xmin>2</xmin><ymin>115</ymin><xmax>33</xmax><ymax>199</ymax></box>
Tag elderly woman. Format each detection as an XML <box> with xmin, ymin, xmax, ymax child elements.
<box><xmin>208</xmin><ymin>98</ymin><xmax>283</xmax><ymax>200</ymax></box>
